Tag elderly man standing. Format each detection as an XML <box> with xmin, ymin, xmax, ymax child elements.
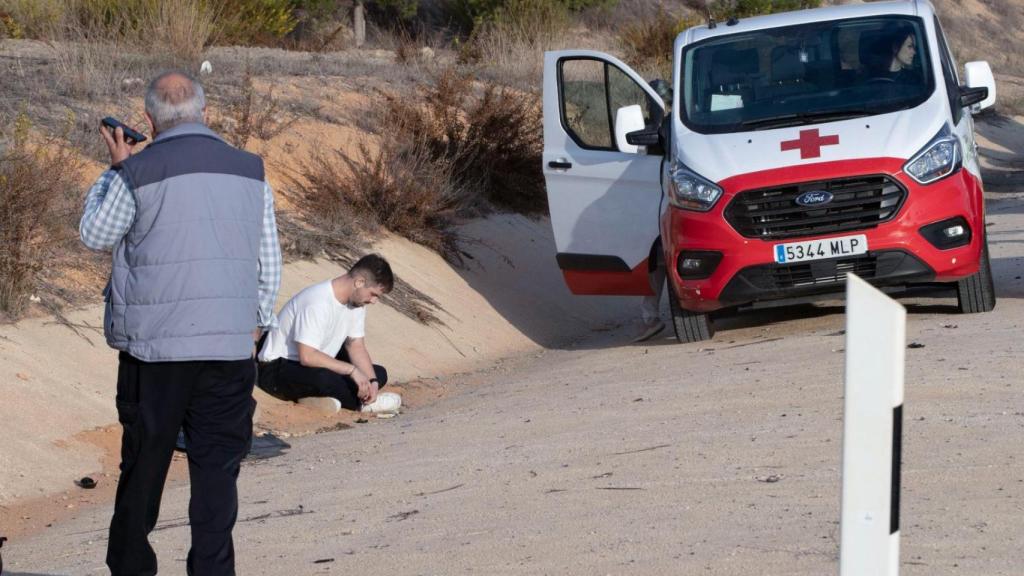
<box><xmin>80</xmin><ymin>71</ymin><xmax>281</xmax><ymax>576</ymax></box>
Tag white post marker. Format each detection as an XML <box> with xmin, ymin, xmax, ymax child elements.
<box><xmin>840</xmin><ymin>274</ymin><xmax>906</xmax><ymax>576</ymax></box>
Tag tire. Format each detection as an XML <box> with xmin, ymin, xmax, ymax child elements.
<box><xmin>667</xmin><ymin>278</ymin><xmax>714</xmax><ymax>343</ymax></box>
<box><xmin>956</xmin><ymin>241</ymin><xmax>996</xmax><ymax>313</ymax></box>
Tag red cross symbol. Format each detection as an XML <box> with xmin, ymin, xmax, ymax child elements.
<box><xmin>780</xmin><ymin>129</ymin><xmax>840</xmax><ymax>159</ymax></box>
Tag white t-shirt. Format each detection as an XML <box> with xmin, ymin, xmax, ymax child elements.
<box><xmin>258</xmin><ymin>280</ymin><xmax>366</xmax><ymax>363</ymax></box>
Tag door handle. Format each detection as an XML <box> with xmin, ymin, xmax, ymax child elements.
<box><xmin>548</xmin><ymin>160</ymin><xmax>572</xmax><ymax>170</ymax></box>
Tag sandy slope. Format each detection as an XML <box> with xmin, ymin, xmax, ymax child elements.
<box><xmin>0</xmin><ymin>214</ymin><xmax>636</xmax><ymax>513</ymax></box>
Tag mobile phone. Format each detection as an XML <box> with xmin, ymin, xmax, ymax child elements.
<box><xmin>101</xmin><ymin>116</ymin><xmax>147</xmax><ymax>144</ymax></box>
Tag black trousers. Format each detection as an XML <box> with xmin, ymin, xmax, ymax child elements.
<box><xmin>107</xmin><ymin>352</ymin><xmax>256</xmax><ymax>576</ymax></box>
<box><xmin>257</xmin><ymin>347</ymin><xmax>388</xmax><ymax>411</ymax></box>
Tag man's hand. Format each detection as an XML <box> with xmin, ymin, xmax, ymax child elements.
<box><xmin>99</xmin><ymin>124</ymin><xmax>136</xmax><ymax>166</ymax></box>
<box><xmin>351</xmin><ymin>367</ymin><xmax>374</xmax><ymax>402</ymax></box>
<box><xmin>252</xmin><ymin>328</ymin><xmax>263</xmax><ymax>358</ymax></box>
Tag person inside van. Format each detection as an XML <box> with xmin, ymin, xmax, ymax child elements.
<box><xmin>865</xmin><ymin>24</ymin><xmax>919</xmax><ymax>84</ymax></box>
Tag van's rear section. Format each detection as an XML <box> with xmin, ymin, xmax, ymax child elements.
<box><xmin>541</xmin><ymin>0</ymin><xmax>997</xmax><ymax>342</ymax></box>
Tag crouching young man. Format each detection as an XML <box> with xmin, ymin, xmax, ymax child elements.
<box><xmin>257</xmin><ymin>254</ymin><xmax>400</xmax><ymax>414</ymax></box>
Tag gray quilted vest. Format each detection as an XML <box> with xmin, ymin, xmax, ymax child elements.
<box><xmin>104</xmin><ymin>123</ymin><xmax>265</xmax><ymax>361</ymax></box>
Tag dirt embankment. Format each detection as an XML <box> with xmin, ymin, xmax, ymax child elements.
<box><xmin>0</xmin><ymin>211</ymin><xmax>639</xmax><ymax>537</ymax></box>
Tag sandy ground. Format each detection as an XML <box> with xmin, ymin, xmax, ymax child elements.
<box><xmin>0</xmin><ymin>212</ymin><xmax>635</xmax><ymax>538</ymax></box>
<box><xmin>1</xmin><ymin>116</ymin><xmax>1022</xmax><ymax>574</ymax></box>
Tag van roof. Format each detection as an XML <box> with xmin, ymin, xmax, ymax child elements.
<box><xmin>683</xmin><ymin>0</ymin><xmax>935</xmax><ymax>45</ymax></box>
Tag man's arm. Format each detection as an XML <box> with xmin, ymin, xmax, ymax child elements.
<box><xmin>344</xmin><ymin>337</ymin><xmax>378</xmax><ymax>403</ymax></box>
<box><xmin>296</xmin><ymin>342</ymin><xmax>373</xmax><ymax>400</ymax></box>
<box><xmin>80</xmin><ymin>169</ymin><xmax>135</xmax><ymax>251</ymax></box>
<box><xmin>257</xmin><ymin>182</ymin><xmax>282</xmax><ymax>331</ymax></box>
<box><xmin>81</xmin><ymin>124</ymin><xmax>141</xmax><ymax>251</ymax></box>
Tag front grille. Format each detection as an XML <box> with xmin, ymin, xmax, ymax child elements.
<box><xmin>725</xmin><ymin>175</ymin><xmax>905</xmax><ymax>240</ymax></box>
<box><xmin>768</xmin><ymin>255</ymin><xmax>878</xmax><ymax>289</ymax></box>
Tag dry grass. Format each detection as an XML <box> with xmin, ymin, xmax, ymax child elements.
<box><xmin>463</xmin><ymin>0</ymin><xmax>571</xmax><ymax>89</ymax></box>
<box><xmin>44</xmin><ymin>0</ymin><xmax>215</xmax><ymax>99</ymax></box>
<box><xmin>0</xmin><ymin>115</ymin><xmax>84</xmax><ymax>317</ymax></box>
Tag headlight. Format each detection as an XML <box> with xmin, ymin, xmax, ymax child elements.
<box><xmin>904</xmin><ymin>125</ymin><xmax>962</xmax><ymax>185</ymax></box>
<box><xmin>667</xmin><ymin>161</ymin><xmax>722</xmax><ymax>211</ymax></box>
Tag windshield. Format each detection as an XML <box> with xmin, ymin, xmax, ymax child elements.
<box><xmin>681</xmin><ymin>16</ymin><xmax>934</xmax><ymax>134</ymax></box>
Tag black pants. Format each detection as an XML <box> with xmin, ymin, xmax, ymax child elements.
<box><xmin>257</xmin><ymin>347</ymin><xmax>388</xmax><ymax>410</ymax></box>
<box><xmin>107</xmin><ymin>352</ymin><xmax>256</xmax><ymax>576</ymax></box>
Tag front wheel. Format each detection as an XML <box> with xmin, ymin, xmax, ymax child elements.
<box><xmin>667</xmin><ymin>279</ymin><xmax>714</xmax><ymax>343</ymax></box>
<box><xmin>956</xmin><ymin>241</ymin><xmax>996</xmax><ymax>313</ymax></box>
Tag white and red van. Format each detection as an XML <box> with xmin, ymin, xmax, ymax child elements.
<box><xmin>542</xmin><ymin>0</ymin><xmax>997</xmax><ymax>342</ymax></box>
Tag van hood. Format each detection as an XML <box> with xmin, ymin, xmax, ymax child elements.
<box><xmin>674</xmin><ymin>93</ymin><xmax>947</xmax><ymax>184</ymax></box>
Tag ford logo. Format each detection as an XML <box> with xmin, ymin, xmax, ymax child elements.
<box><xmin>795</xmin><ymin>191</ymin><xmax>834</xmax><ymax>207</ymax></box>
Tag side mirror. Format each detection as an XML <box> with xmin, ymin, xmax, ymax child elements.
<box><xmin>963</xmin><ymin>61</ymin><xmax>996</xmax><ymax>112</ymax></box>
<box><xmin>615</xmin><ymin>104</ymin><xmax>647</xmax><ymax>153</ymax></box>
<box><xmin>959</xmin><ymin>86</ymin><xmax>988</xmax><ymax>110</ymax></box>
<box><xmin>626</xmin><ymin>127</ymin><xmax>660</xmax><ymax>147</ymax></box>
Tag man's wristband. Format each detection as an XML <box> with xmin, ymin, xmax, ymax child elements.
<box><xmin>369</xmin><ymin>378</ymin><xmax>379</xmax><ymax>384</ymax></box>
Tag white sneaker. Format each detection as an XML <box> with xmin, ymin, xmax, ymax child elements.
<box><xmin>632</xmin><ymin>319</ymin><xmax>665</xmax><ymax>343</ymax></box>
<box><xmin>298</xmin><ymin>396</ymin><xmax>342</xmax><ymax>414</ymax></box>
<box><xmin>361</xmin><ymin>392</ymin><xmax>402</xmax><ymax>415</ymax></box>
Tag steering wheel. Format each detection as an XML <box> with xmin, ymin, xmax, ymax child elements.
<box><xmin>866</xmin><ymin>76</ymin><xmax>896</xmax><ymax>85</ymax></box>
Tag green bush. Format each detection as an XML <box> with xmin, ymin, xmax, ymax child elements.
<box><xmin>448</xmin><ymin>0</ymin><xmax>613</xmax><ymax>34</ymax></box>
<box><xmin>212</xmin><ymin>0</ymin><xmax>298</xmax><ymax>45</ymax></box>
<box><xmin>370</xmin><ymin>0</ymin><xmax>419</xmax><ymax>21</ymax></box>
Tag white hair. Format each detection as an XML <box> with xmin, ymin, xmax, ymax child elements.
<box><xmin>144</xmin><ymin>71</ymin><xmax>206</xmax><ymax>133</ymax></box>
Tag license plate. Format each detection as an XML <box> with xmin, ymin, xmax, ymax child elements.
<box><xmin>773</xmin><ymin>234</ymin><xmax>868</xmax><ymax>264</ymax></box>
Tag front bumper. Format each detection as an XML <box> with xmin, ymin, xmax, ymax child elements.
<box><xmin>718</xmin><ymin>250</ymin><xmax>933</xmax><ymax>305</ymax></box>
<box><xmin>662</xmin><ymin>159</ymin><xmax>986</xmax><ymax>312</ymax></box>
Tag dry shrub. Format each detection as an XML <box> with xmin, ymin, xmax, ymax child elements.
<box><xmin>465</xmin><ymin>0</ymin><xmax>571</xmax><ymax>88</ymax></box>
<box><xmin>384</xmin><ymin>68</ymin><xmax>546</xmax><ymax>214</ymax></box>
<box><xmin>619</xmin><ymin>8</ymin><xmax>697</xmax><ymax>79</ymax></box>
<box><xmin>0</xmin><ymin>115</ymin><xmax>83</xmax><ymax>317</ymax></box>
<box><xmin>289</xmin><ymin>132</ymin><xmax>473</xmax><ymax>265</ymax></box>
<box><xmin>463</xmin><ymin>86</ymin><xmax>544</xmax><ymax>214</ymax></box>
<box><xmin>211</xmin><ymin>62</ymin><xmax>299</xmax><ymax>149</ymax></box>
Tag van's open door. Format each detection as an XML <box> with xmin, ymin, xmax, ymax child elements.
<box><xmin>543</xmin><ymin>50</ymin><xmax>665</xmax><ymax>295</ymax></box>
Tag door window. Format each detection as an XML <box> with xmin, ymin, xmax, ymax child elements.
<box><xmin>559</xmin><ymin>58</ymin><xmax>657</xmax><ymax>152</ymax></box>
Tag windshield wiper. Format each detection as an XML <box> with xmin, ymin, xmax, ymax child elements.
<box><xmin>741</xmin><ymin>109</ymin><xmax>872</xmax><ymax>130</ymax></box>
